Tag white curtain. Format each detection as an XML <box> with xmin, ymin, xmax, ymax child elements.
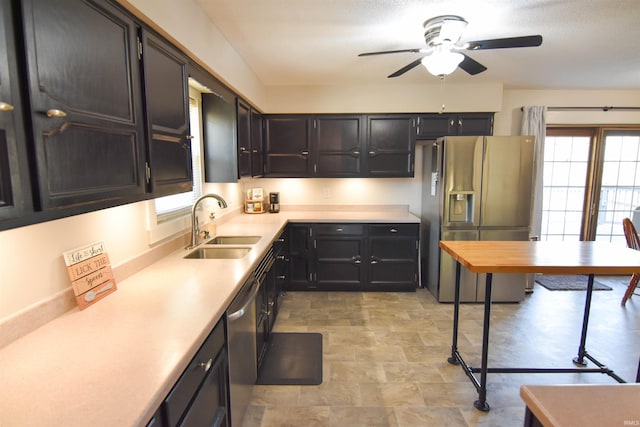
<box><xmin>521</xmin><ymin>106</ymin><xmax>547</xmax><ymax>240</ymax></box>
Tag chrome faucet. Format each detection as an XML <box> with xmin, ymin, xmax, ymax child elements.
<box><xmin>189</xmin><ymin>193</ymin><xmax>228</xmax><ymax>248</ymax></box>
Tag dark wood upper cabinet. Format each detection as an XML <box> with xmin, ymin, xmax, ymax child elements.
<box><xmin>416</xmin><ymin>113</ymin><xmax>494</xmax><ymax>139</ymax></box>
<box><xmin>264</xmin><ymin>115</ymin><xmax>312</xmax><ymax>177</ymax></box>
<box><xmin>315</xmin><ymin>115</ymin><xmax>364</xmax><ymax>177</ymax></box>
<box><xmin>140</xmin><ymin>29</ymin><xmax>192</xmax><ymax>196</ymax></box>
<box><xmin>365</xmin><ymin>115</ymin><xmax>416</xmax><ymax>177</ymax></box>
<box><xmin>237</xmin><ymin>99</ymin><xmax>251</xmax><ymax>178</ymax></box>
<box><xmin>0</xmin><ymin>0</ymin><xmax>31</xmax><ymax>221</ymax></box>
<box><xmin>250</xmin><ymin>109</ymin><xmax>264</xmax><ymax>177</ymax></box>
<box><xmin>21</xmin><ymin>0</ymin><xmax>147</xmax><ymax>210</ymax></box>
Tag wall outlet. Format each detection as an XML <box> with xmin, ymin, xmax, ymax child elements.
<box><xmin>322</xmin><ymin>188</ymin><xmax>331</xmax><ymax>199</ymax></box>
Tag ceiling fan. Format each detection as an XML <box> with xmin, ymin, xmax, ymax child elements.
<box><xmin>358</xmin><ymin>15</ymin><xmax>543</xmax><ymax>78</ymax></box>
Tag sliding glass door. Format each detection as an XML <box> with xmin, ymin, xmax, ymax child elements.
<box><xmin>594</xmin><ymin>130</ymin><xmax>640</xmax><ymax>244</ymax></box>
<box><xmin>540</xmin><ymin>127</ymin><xmax>640</xmax><ymax>245</ymax></box>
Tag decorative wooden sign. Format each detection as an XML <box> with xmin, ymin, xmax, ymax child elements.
<box><xmin>63</xmin><ymin>242</ymin><xmax>117</xmax><ymax>310</ymax></box>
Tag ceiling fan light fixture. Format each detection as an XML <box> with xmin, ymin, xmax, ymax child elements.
<box><xmin>421</xmin><ymin>48</ymin><xmax>464</xmax><ymax>76</ymax></box>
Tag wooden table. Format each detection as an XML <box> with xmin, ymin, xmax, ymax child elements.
<box><xmin>439</xmin><ymin>240</ymin><xmax>640</xmax><ymax>412</ymax></box>
<box><xmin>520</xmin><ymin>384</ymin><xmax>640</xmax><ymax>427</ymax></box>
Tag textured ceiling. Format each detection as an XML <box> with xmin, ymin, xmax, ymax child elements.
<box><xmin>195</xmin><ymin>0</ymin><xmax>640</xmax><ymax>89</ymax></box>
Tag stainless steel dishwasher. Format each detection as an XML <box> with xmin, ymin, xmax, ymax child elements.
<box><xmin>226</xmin><ymin>248</ymin><xmax>274</xmax><ymax>426</ymax></box>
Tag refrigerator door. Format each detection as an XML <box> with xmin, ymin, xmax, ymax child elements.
<box><xmin>438</xmin><ymin>229</ymin><xmax>479</xmax><ymax>302</ymax></box>
<box><xmin>442</xmin><ymin>136</ymin><xmax>483</xmax><ymax>229</ymax></box>
<box><xmin>477</xmin><ymin>228</ymin><xmax>530</xmax><ymax>302</ymax></box>
<box><xmin>480</xmin><ymin>136</ymin><xmax>535</xmax><ymax>228</ymax></box>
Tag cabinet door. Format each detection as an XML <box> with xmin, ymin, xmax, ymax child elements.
<box><xmin>237</xmin><ymin>99</ymin><xmax>251</xmax><ymax>178</ymax></box>
<box><xmin>264</xmin><ymin>116</ymin><xmax>311</xmax><ymax>177</ymax></box>
<box><xmin>314</xmin><ymin>224</ymin><xmax>365</xmax><ymax>290</ymax></box>
<box><xmin>179</xmin><ymin>350</ymin><xmax>229</xmax><ymax>427</ymax></box>
<box><xmin>365</xmin><ymin>115</ymin><xmax>416</xmax><ymax>177</ymax></box>
<box><xmin>286</xmin><ymin>224</ymin><xmax>315</xmax><ymax>290</ymax></box>
<box><xmin>456</xmin><ymin>113</ymin><xmax>494</xmax><ymax>136</ymax></box>
<box><xmin>314</xmin><ymin>115</ymin><xmax>364</xmax><ymax>177</ymax></box>
<box><xmin>367</xmin><ymin>224</ymin><xmax>418</xmax><ymax>291</ymax></box>
<box><xmin>141</xmin><ymin>29</ymin><xmax>192</xmax><ymax>196</ymax></box>
<box><xmin>250</xmin><ymin>109</ymin><xmax>264</xmax><ymax>177</ymax></box>
<box><xmin>0</xmin><ymin>0</ymin><xmax>31</xmax><ymax>221</ymax></box>
<box><xmin>21</xmin><ymin>0</ymin><xmax>146</xmax><ymax>209</ymax></box>
<box><xmin>416</xmin><ymin>114</ymin><xmax>455</xmax><ymax>140</ymax></box>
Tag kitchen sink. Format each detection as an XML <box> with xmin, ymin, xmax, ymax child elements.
<box><xmin>184</xmin><ymin>247</ymin><xmax>252</xmax><ymax>259</ymax></box>
<box><xmin>205</xmin><ymin>235</ymin><xmax>262</xmax><ymax>245</ymax></box>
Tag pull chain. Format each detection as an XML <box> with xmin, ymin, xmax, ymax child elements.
<box><xmin>439</xmin><ymin>75</ymin><xmax>446</xmax><ymax>113</ymax></box>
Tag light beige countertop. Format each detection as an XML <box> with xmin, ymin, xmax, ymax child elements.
<box><xmin>0</xmin><ymin>208</ymin><xmax>419</xmax><ymax>427</ymax></box>
<box><xmin>520</xmin><ymin>384</ymin><xmax>640</xmax><ymax>426</ymax></box>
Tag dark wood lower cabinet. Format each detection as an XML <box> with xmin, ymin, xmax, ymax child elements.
<box><xmin>366</xmin><ymin>224</ymin><xmax>419</xmax><ymax>291</ymax></box>
<box><xmin>159</xmin><ymin>318</ymin><xmax>229</xmax><ymax>427</ymax></box>
<box><xmin>314</xmin><ymin>223</ymin><xmax>365</xmax><ymax>291</ymax></box>
<box><xmin>284</xmin><ymin>222</ymin><xmax>418</xmax><ymax>292</ymax></box>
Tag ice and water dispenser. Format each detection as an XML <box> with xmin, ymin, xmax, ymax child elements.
<box><xmin>448</xmin><ymin>192</ymin><xmax>475</xmax><ymax>223</ymax></box>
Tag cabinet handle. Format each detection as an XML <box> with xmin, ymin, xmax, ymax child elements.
<box><xmin>336</xmin><ymin>227</ymin><xmax>343</xmax><ymax>232</ymax></box>
<box><xmin>301</xmin><ymin>150</ymin><xmax>310</xmax><ymax>156</ymax></box>
<box><xmin>239</xmin><ymin>146</ymin><xmax>247</xmax><ymax>152</ymax></box>
<box><xmin>458</xmin><ymin>119</ymin><xmax>463</xmax><ymax>126</ymax></box>
<box><xmin>0</xmin><ymin>102</ymin><xmax>14</xmax><ymax>111</ymax></box>
<box><xmin>368</xmin><ymin>150</ymin><xmax>376</xmax><ymax>156</ymax></box>
<box><xmin>46</xmin><ymin>109</ymin><xmax>67</xmax><ymax>118</ymax></box>
<box><xmin>370</xmin><ymin>256</ymin><xmax>379</xmax><ymax>264</ymax></box>
<box><xmin>276</xmin><ymin>238</ymin><xmax>285</xmax><ymax>243</ymax></box>
<box><xmin>276</xmin><ymin>255</ymin><xmax>286</xmax><ymax>260</ymax></box>
<box><xmin>186</xmin><ymin>135</ymin><xmax>195</xmax><ymax>140</ymax></box>
<box><xmin>252</xmin><ymin>149</ymin><xmax>258</xmax><ymax>153</ymax></box>
<box><xmin>390</xmin><ymin>228</ymin><xmax>398</xmax><ymax>233</ymax></box>
<box><xmin>277</xmin><ymin>275</ymin><xmax>286</xmax><ymax>280</ymax></box>
<box><xmin>199</xmin><ymin>358</ymin><xmax>213</xmax><ymax>372</ymax></box>
<box><xmin>450</xmin><ymin>119</ymin><xmax>455</xmax><ymax>126</ymax></box>
<box><xmin>352</xmin><ymin>256</ymin><xmax>361</xmax><ymax>264</ymax></box>
<box><xmin>352</xmin><ymin>150</ymin><xmax>360</xmax><ymax>157</ymax></box>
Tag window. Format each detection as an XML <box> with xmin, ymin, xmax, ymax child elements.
<box><xmin>541</xmin><ymin>127</ymin><xmax>640</xmax><ymax>244</ymax></box>
<box><xmin>154</xmin><ymin>86</ymin><xmax>204</xmax><ymax>220</ymax></box>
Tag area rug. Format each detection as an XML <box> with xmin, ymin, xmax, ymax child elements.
<box><xmin>257</xmin><ymin>332</ymin><xmax>323</xmax><ymax>385</ymax></box>
<box><xmin>535</xmin><ymin>274</ymin><xmax>612</xmax><ymax>291</ymax></box>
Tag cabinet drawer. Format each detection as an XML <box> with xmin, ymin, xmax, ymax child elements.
<box><xmin>314</xmin><ymin>224</ymin><xmax>364</xmax><ymax>236</ymax></box>
<box><xmin>368</xmin><ymin>224</ymin><xmax>418</xmax><ymax>237</ymax></box>
<box><xmin>165</xmin><ymin>319</ymin><xmax>225</xmax><ymax>426</ymax></box>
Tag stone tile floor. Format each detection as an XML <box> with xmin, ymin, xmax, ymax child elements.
<box><xmin>243</xmin><ymin>277</ymin><xmax>640</xmax><ymax>426</ymax></box>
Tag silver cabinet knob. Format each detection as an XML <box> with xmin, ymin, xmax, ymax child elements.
<box><xmin>199</xmin><ymin>358</ymin><xmax>213</xmax><ymax>372</ymax></box>
<box><xmin>0</xmin><ymin>102</ymin><xmax>14</xmax><ymax>111</ymax></box>
<box><xmin>46</xmin><ymin>109</ymin><xmax>67</xmax><ymax>118</ymax></box>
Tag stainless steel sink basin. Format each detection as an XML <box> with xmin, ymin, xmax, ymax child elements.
<box><xmin>184</xmin><ymin>247</ymin><xmax>252</xmax><ymax>259</ymax></box>
<box><xmin>206</xmin><ymin>235</ymin><xmax>262</xmax><ymax>245</ymax></box>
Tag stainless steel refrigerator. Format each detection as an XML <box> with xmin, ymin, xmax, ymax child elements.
<box><xmin>420</xmin><ymin>135</ymin><xmax>535</xmax><ymax>302</ymax></box>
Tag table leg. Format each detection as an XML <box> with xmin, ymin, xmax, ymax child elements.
<box><xmin>573</xmin><ymin>273</ymin><xmax>595</xmax><ymax>366</ymax></box>
<box><xmin>474</xmin><ymin>272</ymin><xmax>492</xmax><ymax>412</ymax></box>
<box><xmin>448</xmin><ymin>262</ymin><xmax>462</xmax><ymax>365</ymax></box>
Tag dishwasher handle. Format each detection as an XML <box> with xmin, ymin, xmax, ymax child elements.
<box><xmin>227</xmin><ymin>275</ymin><xmax>261</xmax><ymax>322</ymax></box>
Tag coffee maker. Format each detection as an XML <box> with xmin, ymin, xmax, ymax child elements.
<box><xmin>269</xmin><ymin>192</ymin><xmax>280</xmax><ymax>213</ymax></box>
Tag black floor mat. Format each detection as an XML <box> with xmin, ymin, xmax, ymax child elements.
<box><xmin>257</xmin><ymin>332</ymin><xmax>323</xmax><ymax>385</ymax></box>
<box><xmin>535</xmin><ymin>274</ymin><xmax>612</xmax><ymax>291</ymax></box>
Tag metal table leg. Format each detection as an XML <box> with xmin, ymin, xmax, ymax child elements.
<box><xmin>448</xmin><ymin>262</ymin><xmax>461</xmax><ymax>365</ymax></box>
<box><xmin>573</xmin><ymin>274</ymin><xmax>595</xmax><ymax>366</ymax></box>
<box><xmin>474</xmin><ymin>272</ymin><xmax>492</xmax><ymax>412</ymax></box>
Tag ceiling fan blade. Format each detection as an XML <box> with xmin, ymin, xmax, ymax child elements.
<box><xmin>466</xmin><ymin>35</ymin><xmax>543</xmax><ymax>50</ymax></box>
<box><xmin>458</xmin><ymin>53</ymin><xmax>487</xmax><ymax>75</ymax></box>
<box><xmin>387</xmin><ymin>58</ymin><xmax>423</xmax><ymax>78</ymax></box>
<box><xmin>358</xmin><ymin>48</ymin><xmax>424</xmax><ymax>57</ymax></box>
